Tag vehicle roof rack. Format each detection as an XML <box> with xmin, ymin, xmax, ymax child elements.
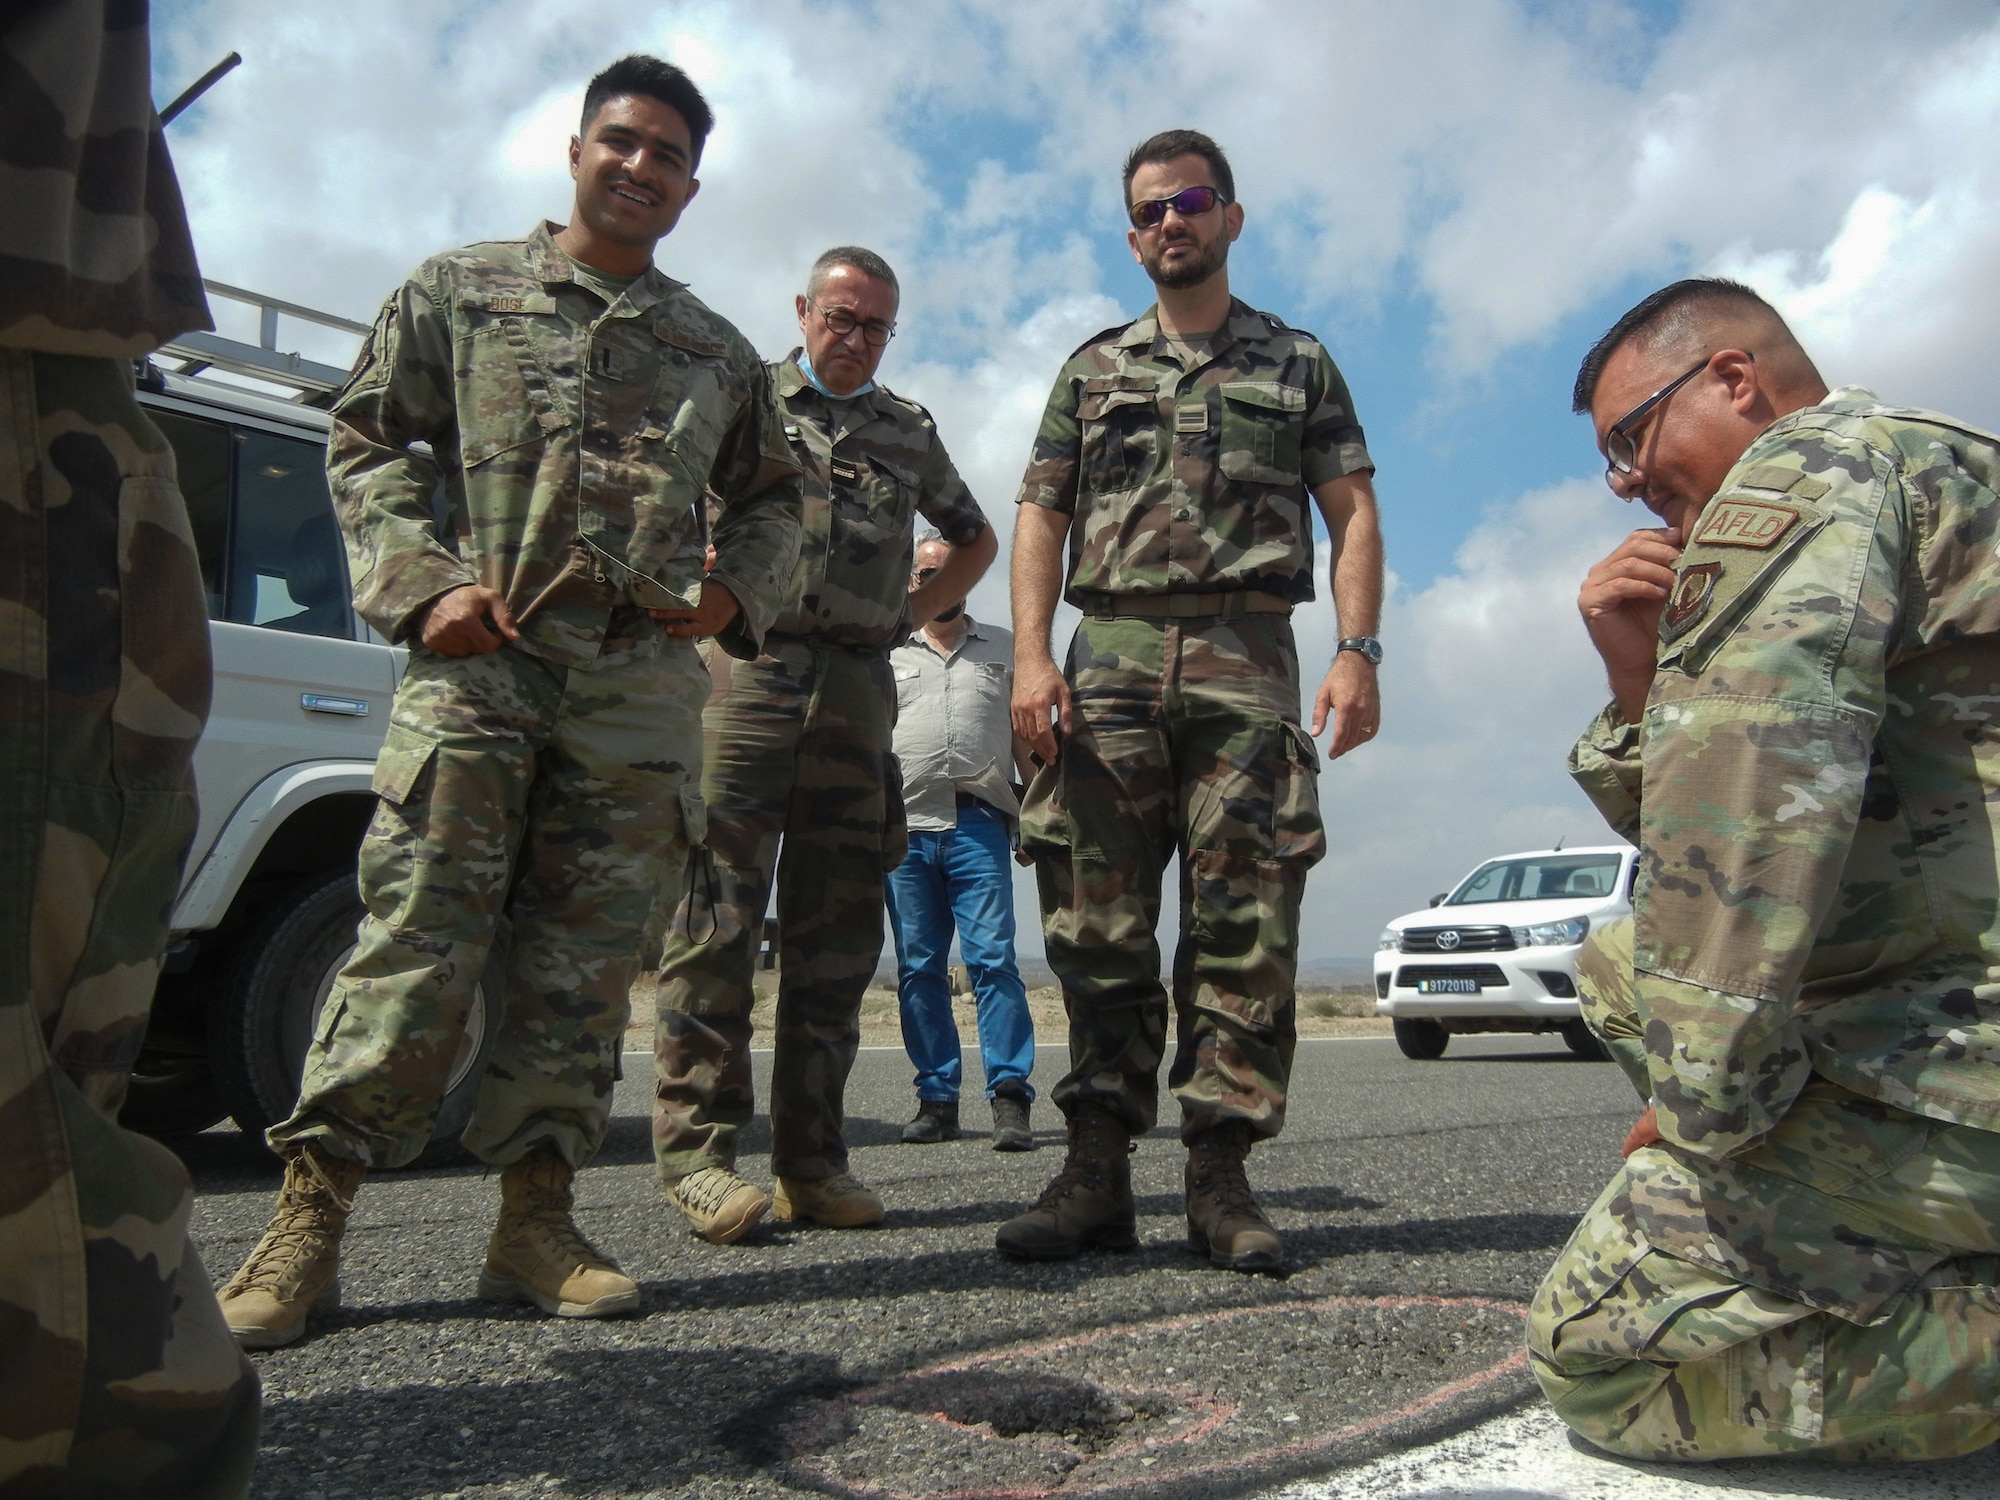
<box><xmin>153</xmin><ymin>279</ymin><xmax>369</xmax><ymax>404</ymax></box>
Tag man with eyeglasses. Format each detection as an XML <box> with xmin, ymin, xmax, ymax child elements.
<box><xmin>655</xmin><ymin>247</ymin><xmax>996</xmax><ymax>1244</ymax></box>
<box><xmin>1000</xmin><ymin>129</ymin><xmax>1382</xmax><ymax>1274</ymax></box>
<box><xmin>1532</xmin><ymin>276</ymin><xmax>2000</xmax><ymax>1461</ymax></box>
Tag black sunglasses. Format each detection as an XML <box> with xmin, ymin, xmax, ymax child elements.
<box><xmin>1128</xmin><ymin>185</ymin><xmax>1230</xmax><ymax>230</ymax></box>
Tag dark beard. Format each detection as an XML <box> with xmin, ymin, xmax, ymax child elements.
<box><xmin>933</xmin><ymin>602</ymin><xmax>964</xmax><ymax>623</ymax></box>
<box><xmin>1145</xmin><ymin>233</ymin><xmax>1228</xmax><ymax>290</ymax></box>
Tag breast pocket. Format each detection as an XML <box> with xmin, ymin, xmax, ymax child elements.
<box><xmin>1219</xmin><ymin>382</ymin><xmax>1306</xmax><ymax>487</ymax></box>
<box><xmin>458</xmin><ymin>309</ymin><xmax>572</xmax><ymax>469</ymax></box>
<box><xmin>893</xmin><ymin>662</ymin><xmax>924</xmax><ymax>714</ymax></box>
<box><xmin>1077</xmin><ymin>384</ymin><xmax>1158</xmax><ymax>495</ymax></box>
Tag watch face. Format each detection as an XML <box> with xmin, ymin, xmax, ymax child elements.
<box><xmin>1340</xmin><ymin>638</ymin><xmax>1382</xmax><ymax>665</ymax></box>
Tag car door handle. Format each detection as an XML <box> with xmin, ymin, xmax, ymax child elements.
<box><xmin>301</xmin><ymin>694</ymin><xmax>369</xmax><ymax>717</ymax></box>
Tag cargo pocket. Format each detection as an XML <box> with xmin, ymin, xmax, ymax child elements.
<box><xmin>1184</xmin><ymin>847</ymin><xmax>1304</xmax><ymax>1030</ymax></box>
<box><xmin>881</xmin><ymin>752</ymin><xmax>909</xmax><ymax>873</ymax></box>
<box><xmin>1272</xmin><ymin>722</ymin><xmax>1326</xmax><ymax>868</ymax></box>
<box><xmin>371</xmin><ymin>722</ymin><xmax>439</xmax><ymax>806</ymax></box>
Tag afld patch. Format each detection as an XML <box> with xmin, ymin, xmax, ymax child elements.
<box><xmin>1693</xmin><ymin>498</ymin><xmax>1800</xmax><ymax>549</ymax></box>
<box><xmin>1661</xmin><ymin>561</ymin><xmax>1723</xmax><ymax>641</ymax></box>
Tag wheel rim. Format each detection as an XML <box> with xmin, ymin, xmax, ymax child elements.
<box><xmin>292</xmin><ymin>944</ymin><xmax>489</xmax><ymax>1096</ymax></box>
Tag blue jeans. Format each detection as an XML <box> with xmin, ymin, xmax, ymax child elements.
<box><xmin>886</xmin><ymin>799</ymin><xmax>1035</xmax><ymax>1102</ymax></box>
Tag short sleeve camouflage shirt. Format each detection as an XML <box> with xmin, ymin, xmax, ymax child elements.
<box><xmin>768</xmin><ymin>353</ymin><xmax>988</xmax><ymax>650</ymax></box>
<box><xmin>1015</xmin><ymin>299</ymin><xmax>1370</xmax><ymax>605</ymax></box>
<box><xmin>1569</xmin><ymin>389</ymin><xmax>2000</xmax><ymax>1158</ymax></box>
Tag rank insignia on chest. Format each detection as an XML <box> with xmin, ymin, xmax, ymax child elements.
<box><xmin>1661</xmin><ymin>561</ymin><xmax>1723</xmax><ymax>641</ymax></box>
<box><xmin>830</xmin><ymin>457</ymin><xmax>865</xmax><ymax>485</ymax></box>
<box><xmin>1175</xmin><ymin>405</ymin><xmax>1209</xmax><ymax>434</ymax></box>
<box><xmin>1693</xmin><ymin>498</ymin><xmax>1800</xmax><ymax>549</ymax></box>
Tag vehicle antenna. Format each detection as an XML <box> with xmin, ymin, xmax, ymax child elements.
<box><xmin>160</xmin><ymin>51</ymin><xmax>242</xmax><ymax>126</ymax></box>
<box><xmin>1553</xmin><ymin>834</ymin><xmax>1566</xmax><ymax>851</ymax></box>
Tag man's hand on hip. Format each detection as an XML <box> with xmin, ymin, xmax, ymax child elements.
<box><xmin>1311</xmin><ymin>651</ymin><xmax>1380</xmax><ymax>759</ymax></box>
<box><xmin>421</xmin><ymin>585</ymin><xmax>519</xmax><ymax>656</ymax></box>
<box><xmin>650</xmin><ymin>580</ymin><xmax>742</xmax><ymax>639</ymax></box>
<box><xmin>1012</xmin><ymin>653</ymin><xmax>1071</xmax><ymax>765</ymax></box>
<box><xmin>1581</xmin><ymin>526</ymin><xmax>1682</xmax><ymax>722</ymax></box>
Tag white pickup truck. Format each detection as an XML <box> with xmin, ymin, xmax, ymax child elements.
<box><xmin>123</xmin><ymin>286</ymin><xmax>494</xmax><ymax>1160</ymax></box>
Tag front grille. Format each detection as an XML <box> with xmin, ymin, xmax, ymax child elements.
<box><xmin>1394</xmin><ymin>964</ymin><xmax>1510</xmax><ymax>988</ymax></box>
<box><xmin>1401</xmin><ymin>925</ymin><xmax>1515</xmax><ymax>953</ymax></box>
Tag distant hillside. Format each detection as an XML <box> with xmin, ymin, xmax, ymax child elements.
<box><xmin>877</xmin><ymin>956</ymin><xmax>1374</xmax><ymax>990</ymax></box>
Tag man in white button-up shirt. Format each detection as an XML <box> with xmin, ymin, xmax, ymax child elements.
<box><xmin>888</xmin><ymin>534</ymin><xmax>1038</xmax><ymax>1149</ymax></box>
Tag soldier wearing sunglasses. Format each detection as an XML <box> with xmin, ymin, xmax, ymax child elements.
<box><xmin>1001</xmin><ymin>129</ymin><xmax>1383</xmax><ymax>1274</ymax></box>
<box><xmin>653</xmin><ymin>246</ymin><xmax>996</xmax><ymax>1246</ymax></box>
<box><xmin>1535</xmin><ymin>277</ymin><xmax>2000</xmax><ymax>1461</ymax></box>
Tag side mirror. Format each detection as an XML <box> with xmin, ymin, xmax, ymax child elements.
<box><xmin>1428</xmin><ymin>892</ymin><xmax>1447</xmax><ymax>908</ymax></box>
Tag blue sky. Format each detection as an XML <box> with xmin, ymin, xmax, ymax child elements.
<box><xmin>150</xmin><ymin>0</ymin><xmax>2000</xmax><ymax>957</ymax></box>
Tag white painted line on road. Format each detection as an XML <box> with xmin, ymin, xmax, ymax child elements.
<box><xmin>1266</xmin><ymin>1403</ymin><xmax>2000</xmax><ymax>1499</ymax></box>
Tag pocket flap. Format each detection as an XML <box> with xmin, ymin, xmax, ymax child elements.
<box><xmin>655</xmin><ymin>324</ymin><xmax>729</xmax><ymax>358</ymax></box>
<box><xmin>678</xmin><ymin>782</ymin><xmax>709</xmax><ymax>848</ymax></box>
<box><xmin>1222</xmin><ymin>381</ymin><xmax>1307</xmax><ymax>413</ymax></box>
<box><xmin>371</xmin><ymin>722</ymin><xmax>438</xmax><ymax>806</ymax></box>
<box><xmin>1077</xmin><ymin>383</ymin><xmax>1156</xmax><ymax>420</ymax></box>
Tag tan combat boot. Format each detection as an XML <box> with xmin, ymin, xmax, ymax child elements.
<box><xmin>666</xmin><ymin>1163</ymin><xmax>770</xmax><ymax>1245</ymax></box>
<box><xmin>1185</xmin><ymin>1121</ymin><xmax>1284</xmax><ymax>1273</ymax></box>
<box><xmin>478</xmin><ymin>1146</ymin><xmax>640</xmax><ymax>1318</ymax></box>
<box><xmin>994</xmin><ymin>1103</ymin><xmax>1136</xmax><ymax>1260</ymax></box>
<box><xmin>772</xmin><ymin>1172</ymin><xmax>884</xmax><ymax>1228</ymax></box>
<box><xmin>217</xmin><ymin>1141</ymin><xmax>366</xmax><ymax>1349</ymax></box>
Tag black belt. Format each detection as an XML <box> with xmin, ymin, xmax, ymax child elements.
<box><xmin>1077</xmin><ymin>591</ymin><xmax>1292</xmax><ymax>621</ymax></box>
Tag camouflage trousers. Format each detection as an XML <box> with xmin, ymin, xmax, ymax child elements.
<box><xmin>653</xmin><ymin>637</ymin><xmax>902</xmax><ymax>1183</ymax></box>
<box><xmin>0</xmin><ymin>350</ymin><xmax>257</xmax><ymax>1497</ymax></box>
<box><xmin>271</xmin><ymin>629</ymin><xmax>709</xmax><ymax>1170</ymax></box>
<box><xmin>1022</xmin><ymin>613</ymin><xmax>1325</xmax><ymax>1141</ymax></box>
<box><xmin>1529</xmin><ymin>915</ymin><xmax>2000</xmax><ymax>1462</ymax></box>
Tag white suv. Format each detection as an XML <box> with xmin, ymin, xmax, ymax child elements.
<box><xmin>1373</xmin><ymin>845</ymin><xmax>1635</xmax><ymax>1061</ymax></box>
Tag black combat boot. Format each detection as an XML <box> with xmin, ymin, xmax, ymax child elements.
<box><xmin>902</xmin><ymin>1099</ymin><xmax>961</xmax><ymax>1144</ymax></box>
<box><xmin>994</xmin><ymin>1103</ymin><xmax>1135</xmax><ymax>1259</ymax></box>
<box><xmin>1185</xmin><ymin>1121</ymin><xmax>1284</xmax><ymax>1273</ymax></box>
<box><xmin>989</xmin><ymin>1081</ymin><xmax>1034</xmax><ymax>1152</ymax></box>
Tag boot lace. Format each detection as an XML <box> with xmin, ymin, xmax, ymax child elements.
<box><xmin>1031</xmin><ymin>1115</ymin><xmax>1129</xmax><ymax>1209</ymax></box>
<box><xmin>227</xmin><ymin>1151</ymin><xmax>355</xmax><ymax>1294</ymax></box>
<box><xmin>675</xmin><ymin>1165</ymin><xmax>753</xmax><ymax>1215</ymax></box>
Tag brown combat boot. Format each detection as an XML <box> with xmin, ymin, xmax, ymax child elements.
<box><xmin>1185</xmin><ymin>1121</ymin><xmax>1284</xmax><ymax>1273</ymax></box>
<box><xmin>478</xmin><ymin>1146</ymin><xmax>640</xmax><ymax>1318</ymax></box>
<box><xmin>994</xmin><ymin>1103</ymin><xmax>1136</xmax><ymax>1259</ymax></box>
<box><xmin>217</xmin><ymin>1141</ymin><xmax>366</xmax><ymax>1349</ymax></box>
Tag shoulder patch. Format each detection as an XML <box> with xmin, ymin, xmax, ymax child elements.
<box><xmin>1734</xmin><ymin>463</ymin><xmax>1831</xmax><ymax>500</ymax></box>
<box><xmin>1068</xmin><ymin>321</ymin><xmax>1136</xmax><ymax>358</ymax></box>
<box><xmin>1660</xmin><ymin>562</ymin><xmax>1722</xmax><ymax>641</ymax></box>
<box><xmin>1691</xmin><ymin>498</ymin><xmax>1803</xmax><ymax>550</ymax></box>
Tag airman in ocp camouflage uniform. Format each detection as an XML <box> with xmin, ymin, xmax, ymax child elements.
<box><xmin>1532</xmin><ymin>278</ymin><xmax>2000</xmax><ymax>1461</ymax></box>
<box><xmin>217</xmin><ymin>56</ymin><xmax>801</xmax><ymax>1348</ymax></box>
<box><xmin>0</xmin><ymin>3</ymin><xmax>260</xmax><ymax>1495</ymax></box>
<box><xmin>999</xmin><ymin>130</ymin><xmax>1384</xmax><ymax>1274</ymax></box>
<box><xmin>654</xmin><ymin>246</ymin><xmax>994</xmax><ymax>1245</ymax></box>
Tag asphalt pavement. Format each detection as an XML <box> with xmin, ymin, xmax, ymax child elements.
<box><xmin>183</xmin><ymin>1034</ymin><xmax>2000</xmax><ymax>1499</ymax></box>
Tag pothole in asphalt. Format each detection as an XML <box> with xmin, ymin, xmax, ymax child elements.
<box><xmin>783</xmin><ymin>1294</ymin><xmax>1530</xmax><ymax>1499</ymax></box>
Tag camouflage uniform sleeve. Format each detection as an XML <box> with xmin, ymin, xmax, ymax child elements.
<box><xmin>913</xmin><ymin>420</ymin><xmax>988</xmax><ymax>548</ymax></box>
<box><xmin>1014</xmin><ymin>361</ymin><xmax>1083</xmax><ymax>513</ymax></box>
<box><xmin>704</xmin><ymin>355</ymin><xmax>803</xmax><ymax>660</ymax></box>
<box><xmin>1300</xmin><ymin>343</ymin><xmax>1373</xmax><ymax>487</ymax></box>
<box><xmin>1632</xmin><ymin>431</ymin><xmax>1906</xmax><ymax>1160</ymax></box>
<box><xmin>326</xmin><ymin>269</ymin><xmax>475</xmax><ymax>642</ymax></box>
<box><xmin>1567</xmin><ymin>703</ymin><xmax>1642</xmax><ymax>841</ymax></box>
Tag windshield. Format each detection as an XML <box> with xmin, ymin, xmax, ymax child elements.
<box><xmin>1446</xmin><ymin>853</ymin><xmax>1623</xmax><ymax>905</ymax></box>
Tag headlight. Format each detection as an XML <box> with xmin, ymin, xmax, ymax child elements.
<box><xmin>1376</xmin><ymin>927</ymin><xmax>1401</xmax><ymax>951</ymax></box>
<box><xmin>1511</xmin><ymin>916</ymin><xmax>1590</xmax><ymax>947</ymax></box>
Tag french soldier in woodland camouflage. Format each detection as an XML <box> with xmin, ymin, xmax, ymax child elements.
<box><xmin>654</xmin><ymin>246</ymin><xmax>995</xmax><ymax>1245</ymax></box>
<box><xmin>999</xmin><ymin>130</ymin><xmax>1384</xmax><ymax>1274</ymax></box>
<box><xmin>1532</xmin><ymin>277</ymin><xmax>2000</xmax><ymax>1461</ymax></box>
<box><xmin>0</xmin><ymin>2</ymin><xmax>259</xmax><ymax>1494</ymax></box>
<box><xmin>217</xmin><ymin>55</ymin><xmax>801</xmax><ymax>1348</ymax></box>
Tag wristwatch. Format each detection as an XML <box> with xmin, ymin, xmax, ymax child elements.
<box><xmin>1335</xmin><ymin>636</ymin><xmax>1384</xmax><ymax>666</ymax></box>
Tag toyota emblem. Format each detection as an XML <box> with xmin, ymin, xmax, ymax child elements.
<box><xmin>1437</xmin><ymin>930</ymin><xmax>1462</xmax><ymax>950</ymax></box>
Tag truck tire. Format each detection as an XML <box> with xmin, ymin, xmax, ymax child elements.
<box><xmin>209</xmin><ymin>868</ymin><xmax>499</xmax><ymax>1165</ymax></box>
<box><xmin>1561</xmin><ymin>1019</ymin><xmax>1611</xmax><ymax>1061</ymax></box>
<box><xmin>1392</xmin><ymin>1017</ymin><xmax>1449</xmax><ymax>1060</ymax></box>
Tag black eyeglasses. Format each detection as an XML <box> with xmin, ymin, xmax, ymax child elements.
<box><xmin>911</xmin><ymin>566</ymin><xmax>939</xmax><ymax>583</ymax></box>
<box><xmin>1602</xmin><ymin>357</ymin><xmax>1709</xmax><ymax>495</ymax></box>
<box><xmin>1128</xmin><ymin>185</ymin><xmax>1230</xmax><ymax>230</ymax></box>
<box><xmin>809</xmin><ymin>298</ymin><xmax>896</xmax><ymax>348</ymax></box>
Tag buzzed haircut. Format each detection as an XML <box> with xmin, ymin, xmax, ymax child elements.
<box><xmin>807</xmin><ymin>245</ymin><xmax>899</xmax><ymax>300</ymax></box>
<box><xmin>1572</xmin><ymin>277</ymin><xmax>1815</xmax><ymax>413</ymax></box>
<box><xmin>581</xmin><ymin>55</ymin><xmax>715</xmax><ymax>166</ymax></box>
<box><xmin>1121</xmin><ymin>129</ymin><xmax>1235</xmax><ymax>207</ymax></box>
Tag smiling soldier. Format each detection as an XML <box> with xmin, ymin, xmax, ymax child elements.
<box><xmin>999</xmin><ymin>130</ymin><xmax>1383</xmax><ymax>1274</ymax></box>
<box><xmin>216</xmin><ymin>55</ymin><xmax>801</xmax><ymax>1347</ymax></box>
<box><xmin>1533</xmin><ymin>278</ymin><xmax>2000</xmax><ymax>1460</ymax></box>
